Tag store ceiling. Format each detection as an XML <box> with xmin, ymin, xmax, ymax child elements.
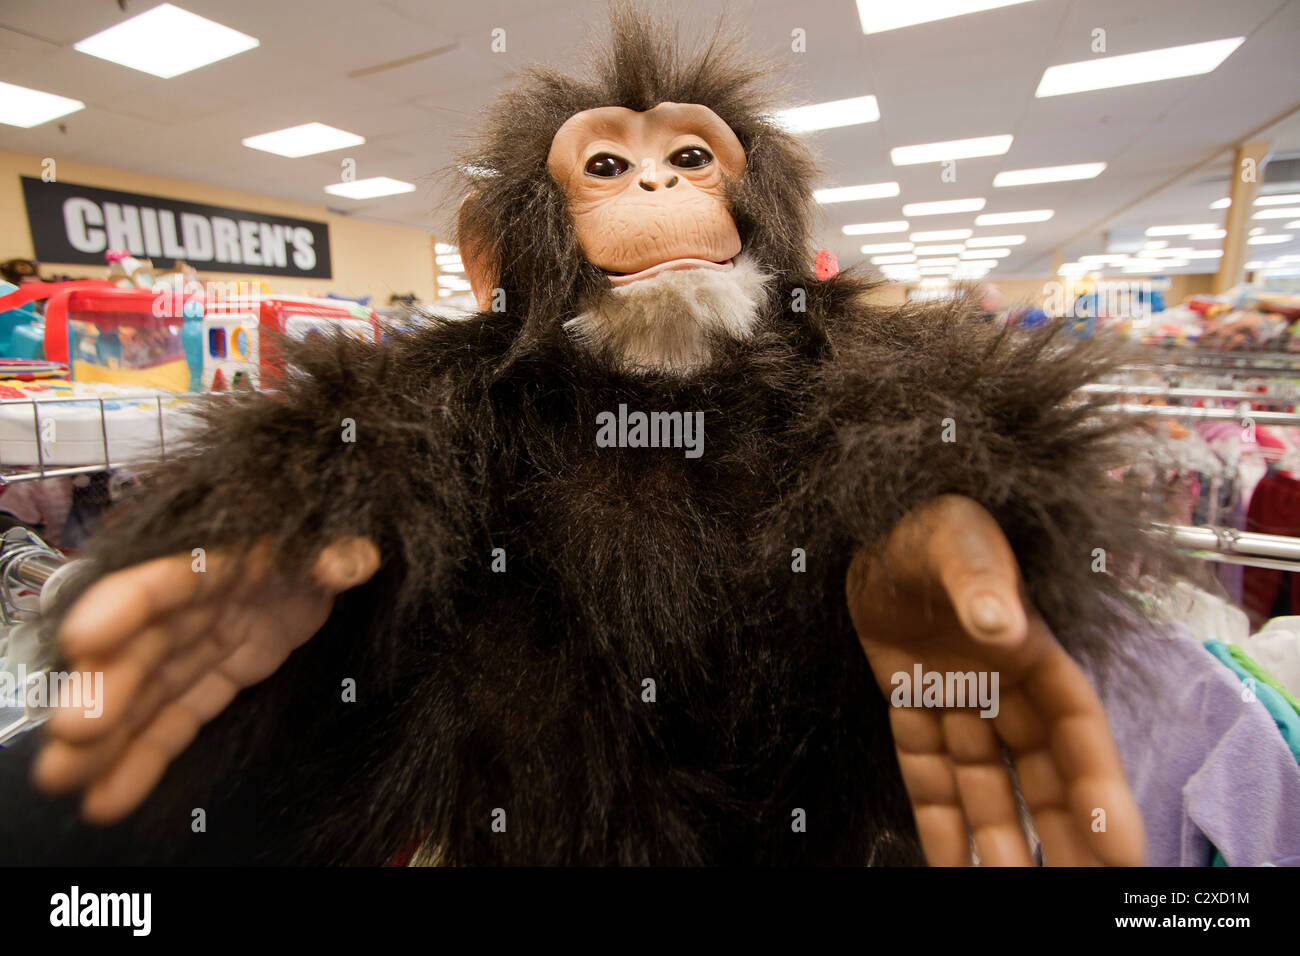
<box><xmin>2</xmin><ymin>0</ymin><xmax>1300</xmax><ymax>280</ymax></box>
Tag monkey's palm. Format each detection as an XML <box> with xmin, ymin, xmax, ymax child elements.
<box><xmin>847</xmin><ymin>496</ymin><xmax>1144</xmax><ymax>866</ymax></box>
<box><xmin>32</xmin><ymin>538</ymin><xmax>379</xmax><ymax>824</ymax></box>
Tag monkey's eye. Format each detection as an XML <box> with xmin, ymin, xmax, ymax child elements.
<box><xmin>584</xmin><ymin>154</ymin><xmax>631</xmax><ymax>177</ymax></box>
<box><xmin>668</xmin><ymin>146</ymin><xmax>713</xmax><ymax>169</ymax></box>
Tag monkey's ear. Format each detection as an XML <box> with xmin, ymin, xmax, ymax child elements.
<box><xmin>457</xmin><ymin>193</ymin><xmax>498</xmax><ymax>313</ymax></box>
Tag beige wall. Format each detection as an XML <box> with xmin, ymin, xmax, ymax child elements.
<box><xmin>0</xmin><ymin>150</ymin><xmax>436</xmax><ymax>304</ymax></box>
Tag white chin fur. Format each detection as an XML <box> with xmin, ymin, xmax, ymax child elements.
<box><xmin>563</xmin><ymin>255</ymin><xmax>772</xmax><ymax>374</ymax></box>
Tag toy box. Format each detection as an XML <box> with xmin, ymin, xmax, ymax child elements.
<box><xmin>61</xmin><ymin>287</ymin><xmax>191</xmax><ymax>392</ymax></box>
<box><xmin>199</xmin><ymin>295</ymin><xmax>380</xmax><ymax>391</ymax></box>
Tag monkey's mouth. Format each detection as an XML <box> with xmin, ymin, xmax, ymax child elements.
<box><xmin>605</xmin><ymin>258</ymin><xmax>735</xmax><ymax>287</ymax></box>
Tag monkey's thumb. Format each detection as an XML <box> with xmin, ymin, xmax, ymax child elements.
<box><xmin>312</xmin><ymin>537</ymin><xmax>381</xmax><ymax>592</ymax></box>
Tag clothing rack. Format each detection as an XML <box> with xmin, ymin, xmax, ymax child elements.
<box><xmin>0</xmin><ymin>526</ymin><xmax>76</xmax><ymax>746</ymax></box>
<box><xmin>1080</xmin><ymin>383</ymin><xmax>1300</xmax><ymax>406</ymax></box>
<box><xmin>1106</xmin><ymin>402</ymin><xmax>1300</xmax><ymax>427</ymax></box>
<box><xmin>1161</xmin><ymin>523</ymin><xmax>1300</xmax><ymax>573</ymax></box>
<box><xmin>1128</xmin><ymin>348</ymin><xmax>1300</xmax><ymax>373</ymax></box>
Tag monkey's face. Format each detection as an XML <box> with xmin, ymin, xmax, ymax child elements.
<box><xmin>546</xmin><ymin>103</ymin><xmax>745</xmax><ymax>286</ymax></box>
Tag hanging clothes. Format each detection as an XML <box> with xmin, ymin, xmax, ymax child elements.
<box><xmin>1242</xmin><ymin>471</ymin><xmax>1300</xmax><ymax>628</ymax></box>
<box><xmin>1098</xmin><ymin>620</ymin><xmax>1300</xmax><ymax>866</ymax></box>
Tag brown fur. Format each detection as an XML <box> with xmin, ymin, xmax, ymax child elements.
<box><xmin>5</xmin><ymin>6</ymin><xmax>1174</xmax><ymax>865</ymax></box>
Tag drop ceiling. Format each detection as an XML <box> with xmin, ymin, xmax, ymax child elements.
<box><xmin>2</xmin><ymin>0</ymin><xmax>1300</xmax><ymax>279</ymax></box>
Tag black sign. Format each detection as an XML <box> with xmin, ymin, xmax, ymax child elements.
<box><xmin>20</xmin><ymin>176</ymin><xmax>332</xmax><ymax>279</ymax></box>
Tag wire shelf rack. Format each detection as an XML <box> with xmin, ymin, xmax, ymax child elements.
<box><xmin>0</xmin><ymin>392</ymin><xmax>205</xmax><ymax>485</ymax></box>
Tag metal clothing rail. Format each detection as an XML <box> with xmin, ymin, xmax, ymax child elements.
<box><xmin>0</xmin><ymin>526</ymin><xmax>74</xmax><ymax>746</ymax></box>
<box><xmin>1081</xmin><ymin>383</ymin><xmax>1300</xmax><ymax>405</ymax></box>
<box><xmin>1105</xmin><ymin>402</ymin><xmax>1300</xmax><ymax>427</ymax></box>
<box><xmin>1126</xmin><ymin>349</ymin><xmax>1300</xmax><ymax>373</ymax></box>
<box><xmin>1160</xmin><ymin>523</ymin><xmax>1300</xmax><ymax>572</ymax></box>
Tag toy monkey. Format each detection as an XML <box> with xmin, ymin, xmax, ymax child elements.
<box><xmin>17</xmin><ymin>9</ymin><xmax>1158</xmax><ymax>865</ymax></box>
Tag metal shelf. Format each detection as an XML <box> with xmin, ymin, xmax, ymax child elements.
<box><xmin>0</xmin><ymin>392</ymin><xmax>205</xmax><ymax>484</ymax></box>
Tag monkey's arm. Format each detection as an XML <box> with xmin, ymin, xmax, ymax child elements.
<box><xmin>27</xmin><ymin>328</ymin><xmax>477</xmax><ymax>860</ymax></box>
<box><xmin>779</xmin><ymin>292</ymin><xmax>1171</xmax><ymax>865</ymax></box>
<box><xmin>784</xmin><ymin>293</ymin><xmax>1166</xmax><ymax>664</ymax></box>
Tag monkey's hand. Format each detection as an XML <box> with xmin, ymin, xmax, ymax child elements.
<box><xmin>846</xmin><ymin>495</ymin><xmax>1144</xmax><ymax>866</ymax></box>
<box><xmin>30</xmin><ymin>537</ymin><xmax>380</xmax><ymax>824</ymax></box>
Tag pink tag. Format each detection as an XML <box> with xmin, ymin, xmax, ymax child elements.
<box><xmin>815</xmin><ymin>249</ymin><xmax>839</xmax><ymax>280</ymax></box>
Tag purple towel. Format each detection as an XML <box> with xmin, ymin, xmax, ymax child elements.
<box><xmin>1096</xmin><ymin>619</ymin><xmax>1300</xmax><ymax>866</ymax></box>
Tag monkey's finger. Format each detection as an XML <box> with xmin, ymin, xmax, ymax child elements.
<box><xmin>1021</xmin><ymin>632</ymin><xmax>1145</xmax><ymax>866</ymax></box>
<box><xmin>122</xmin><ymin>626</ymin><xmax>244</xmax><ymax>730</ymax></box>
<box><xmin>889</xmin><ymin>707</ymin><xmax>972</xmax><ymax>866</ymax></box>
<box><xmin>45</xmin><ymin>623</ymin><xmax>173</xmax><ymax>742</ymax></box>
<box><xmin>1001</xmin><ymin>690</ymin><xmax>1102</xmax><ymax>865</ymax></box>
<box><xmin>942</xmin><ymin>710</ymin><xmax>1034</xmax><ymax>866</ymax></box>
<box><xmin>80</xmin><ymin>671</ymin><xmax>241</xmax><ymax>825</ymax></box>
<box><xmin>32</xmin><ymin>628</ymin><xmax>231</xmax><ymax>792</ymax></box>
<box><xmin>58</xmin><ymin>548</ymin><xmax>257</xmax><ymax>658</ymax></box>
<box><xmin>312</xmin><ymin>537</ymin><xmax>381</xmax><ymax>593</ymax></box>
<box><xmin>924</xmin><ymin>497</ymin><xmax>1029</xmax><ymax>649</ymax></box>
<box><xmin>31</xmin><ymin>718</ymin><xmax>135</xmax><ymax>795</ymax></box>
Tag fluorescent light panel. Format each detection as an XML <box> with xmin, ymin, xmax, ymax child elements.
<box><xmin>856</xmin><ymin>0</ymin><xmax>1037</xmax><ymax>35</ymax></box>
<box><xmin>1145</xmin><ymin>223</ymin><xmax>1217</xmax><ymax>236</ymax></box>
<box><xmin>776</xmin><ymin>95</ymin><xmax>880</xmax><ymax>132</ymax></box>
<box><xmin>324</xmin><ymin>177</ymin><xmax>416</xmax><ymax>199</ymax></box>
<box><xmin>1035</xmin><ymin>37</ymin><xmax>1244</xmax><ymax>98</ymax></box>
<box><xmin>1124</xmin><ymin>259</ymin><xmax>1189</xmax><ymax>271</ymax></box>
<box><xmin>960</xmin><ymin>248</ymin><xmax>1010</xmax><ymax>258</ymax></box>
<box><xmin>975</xmin><ymin>210</ymin><xmax>1052</xmax><ymax>225</ymax></box>
<box><xmin>966</xmin><ymin>234</ymin><xmax>1025</xmax><ymax>247</ymax></box>
<box><xmin>1209</xmin><ymin>198</ymin><xmax>1231</xmax><ymax>209</ymax></box>
<box><xmin>74</xmin><ymin>3</ymin><xmax>260</xmax><ymax>78</ymax></box>
<box><xmin>911</xmin><ymin>229</ymin><xmax>972</xmax><ymax>242</ymax></box>
<box><xmin>843</xmin><ymin>220</ymin><xmax>909</xmax><ymax>235</ymax></box>
<box><xmin>1252</xmin><ymin>208</ymin><xmax>1300</xmax><ymax>220</ymax></box>
<box><xmin>814</xmin><ymin>181</ymin><xmax>899</xmax><ymax>203</ymax></box>
<box><xmin>859</xmin><ymin>242</ymin><xmax>914</xmax><ymax>253</ymax></box>
<box><xmin>242</xmin><ymin>122</ymin><xmax>364</xmax><ymax>158</ymax></box>
<box><xmin>1248</xmin><ymin>235</ymin><xmax>1292</xmax><ymax>245</ymax></box>
<box><xmin>871</xmin><ymin>254</ymin><xmax>917</xmax><ymax>264</ymax></box>
<box><xmin>1256</xmin><ymin>194</ymin><xmax>1300</xmax><ymax>206</ymax></box>
<box><xmin>891</xmin><ymin>135</ymin><xmax>1011</xmax><ymax>166</ymax></box>
<box><xmin>993</xmin><ymin>162</ymin><xmax>1105</xmax><ymax>187</ymax></box>
<box><xmin>902</xmin><ymin>198</ymin><xmax>985</xmax><ymax>216</ymax></box>
<box><xmin>0</xmin><ymin>81</ymin><xmax>84</xmax><ymax>128</ymax></box>
<box><xmin>913</xmin><ymin>244</ymin><xmax>966</xmax><ymax>255</ymax></box>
